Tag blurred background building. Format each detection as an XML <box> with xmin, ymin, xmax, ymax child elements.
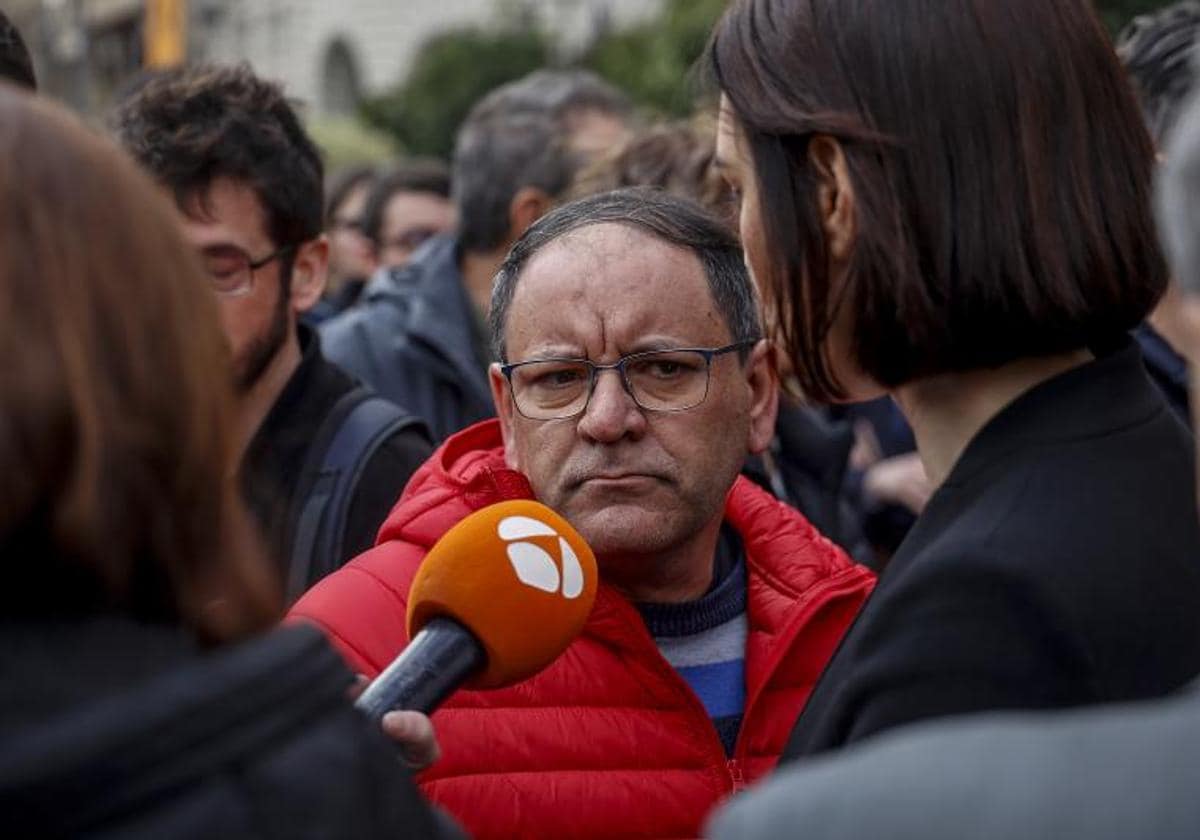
<box><xmin>0</xmin><ymin>0</ymin><xmax>1179</xmax><ymax>167</ymax></box>
<box><xmin>4</xmin><ymin>0</ymin><xmax>659</xmax><ymax>116</ymax></box>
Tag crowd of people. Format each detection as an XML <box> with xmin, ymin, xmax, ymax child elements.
<box><xmin>3</xmin><ymin>0</ymin><xmax>1200</xmax><ymax>837</ymax></box>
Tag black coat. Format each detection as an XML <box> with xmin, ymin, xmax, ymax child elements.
<box><xmin>320</xmin><ymin>236</ymin><xmax>495</xmax><ymax>444</ymax></box>
<box><xmin>782</xmin><ymin>341</ymin><xmax>1200</xmax><ymax>760</ymax></box>
<box><xmin>242</xmin><ymin>324</ymin><xmax>433</xmax><ymax>591</ymax></box>
<box><xmin>0</xmin><ymin>619</ymin><xmax>458</xmax><ymax>839</ymax></box>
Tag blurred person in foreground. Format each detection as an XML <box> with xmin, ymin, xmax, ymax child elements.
<box><xmin>707</xmin><ymin>55</ymin><xmax>1200</xmax><ymax>840</ymax></box>
<box><xmin>569</xmin><ymin>120</ymin><xmax>875</xmax><ymax>565</ymax></box>
<box><xmin>0</xmin><ymin>85</ymin><xmax>449</xmax><ymax>839</ymax></box>
<box><xmin>0</xmin><ymin>11</ymin><xmax>35</xmax><ymax>90</ymax></box>
<box><xmin>321</xmin><ymin>69</ymin><xmax>632</xmax><ymax>443</ymax></box>
<box><xmin>292</xmin><ymin>188</ymin><xmax>875</xmax><ymax>840</ymax></box>
<box><xmin>1119</xmin><ymin>0</ymin><xmax>1200</xmax><ymax>422</ymax></box>
<box><xmin>362</xmin><ymin>159</ymin><xmax>456</xmax><ymax>270</ymax></box>
<box><xmin>307</xmin><ymin>164</ymin><xmax>380</xmax><ymax>323</ymax></box>
<box><xmin>711</xmin><ymin>0</ymin><xmax>1200</xmax><ymax>764</ymax></box>
<box><xmin>113</xmin><ymin>65</ymin><xmax>432</xmax><ymax>601</ymax></box>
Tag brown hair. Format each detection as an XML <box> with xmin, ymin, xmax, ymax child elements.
<box><xmin>0</xmin><ymin>85</ymin><xmax>280</xmax><ymax>641</ymax></box>
<box><xmin>567</xmin><ymin>119</ymin><xmax>735</xmax><ymax>227</ymax></box>
<box><xmin>710</xmin><ymin>0</ymin><xmax>1166</xmax><ymax>400</ymax></box>
<box><xmin>112</xmin><ymin>63</ymin><xmax>324</xmax><ymax>258</ymax></box>
<box><xmin>361</xmin><ymin>158</ymin><xmax>452</xmax><ymax>245</ymax></box>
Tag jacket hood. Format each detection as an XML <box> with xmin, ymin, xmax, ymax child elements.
<box><xmin>376</xmin><ymin>420</ymin><xmax>530</xmax><ymax>551</ymax></box>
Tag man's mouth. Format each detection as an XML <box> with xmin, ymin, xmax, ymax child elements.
<box><xmin>574</xmin><ymin>472</ymin><xmax>668</xmax><ymax>489</ymax></box>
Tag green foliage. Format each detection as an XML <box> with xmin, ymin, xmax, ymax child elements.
<box><xmin>361</xmin><ymin>27</ymin><xmax>549</xmax><ymax>159</ymax></box>
<box><xmin>306</xmin><ymin>116</ymin><xmax>399</xmax><ymax>171</ymax></box>
<box><xmin>363</xmin><ymin>0</ymin><xmax>1181</xmax><ymax>159</ymax></box>
<box><xmin>582</xmin><ymin>0</ymin><xmax>726</xmax><ymax>117</ymax></box>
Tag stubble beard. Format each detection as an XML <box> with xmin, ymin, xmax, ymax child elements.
<box><xmin>233</xmin><ymin>283</ymin><xmax>291</xmax><ymax>394</ymax></box>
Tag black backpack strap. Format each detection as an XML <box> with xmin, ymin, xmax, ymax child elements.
<box><xmin>287</xmin><ymin>388</ymin><xmax>423</xmax><ymax>601</ymax></box>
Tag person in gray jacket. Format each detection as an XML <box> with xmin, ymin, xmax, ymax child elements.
<box><xmin>708</xmin><ymin>15</ymin><xmax>1200</xmax><ymax>840</ymax></box>
<box><xmin>320</xmin><ymin>70</ymin><xmax>631</xmax><ymax>443</ymax></box>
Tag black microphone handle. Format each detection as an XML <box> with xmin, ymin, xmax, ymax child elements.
<box><xmin>354</xmin><ymin>616</ymin><xmax>487</xmax><ymax>720</ymax></box>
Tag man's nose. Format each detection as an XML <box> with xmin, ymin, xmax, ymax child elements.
<box><xmin>576</xmin><ymin>368</ymin><xmax>646</xmax><ymax>443</ymax></box>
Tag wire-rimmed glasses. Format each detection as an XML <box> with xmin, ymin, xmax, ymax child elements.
<box><xmin>500</xmin><ymin>341</ymin><xmax>755</xmax><ymax>421</ymax></box>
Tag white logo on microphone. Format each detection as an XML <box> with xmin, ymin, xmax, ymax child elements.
<box><xmin>497</xmin><ymin>516</ymin><xmax>584</xmax><ymax>599</ymax></box>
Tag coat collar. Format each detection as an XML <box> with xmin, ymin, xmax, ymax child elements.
<box><xmin>942</xmin><ymin>338</ymin><xmax>1166</xmax><ymax>489</ymax></box>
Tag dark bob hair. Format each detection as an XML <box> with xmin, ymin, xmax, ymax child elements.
<box><xmin>710</xmin><ymin>0</ymin><xmax>1166</xmax><ymax>400</ymax></box>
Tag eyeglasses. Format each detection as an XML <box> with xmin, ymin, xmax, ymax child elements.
<box><xmin>199</xmin><ymin>244</ymin><xmax>296</xmax><ymax>297</ymax></box>
<box><xmin>329</xmin><ymin>216</ymin><xmax>365</xmax><ymax>234</ymax></box>
<box><xmin>500</xmin><ymin>341</ymin><xmax>755</xmax><ymax>421</ymax></box>
<box><xmin>381</xmin><ymin>226</ymin><xmax>440</xmax><ymax>254</ymax></box>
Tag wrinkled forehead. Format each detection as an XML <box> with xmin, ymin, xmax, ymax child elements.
<box><xmin>505</xmin><ymin>223</ymin><xmax>727</xmax><ymax>357</ymax></box>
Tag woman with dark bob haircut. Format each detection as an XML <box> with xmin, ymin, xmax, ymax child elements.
<box><xmin>0</xmin><ymin>87</ymin><xmax>449</xmax><ymax>837</ymax></box>
<box><xmin>710</xmin><ymin>0</ymin><xmax>1200</xmax><ymax>761</ymax></box>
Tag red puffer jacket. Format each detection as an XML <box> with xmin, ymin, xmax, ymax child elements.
<box><xmin>291</xmin><ymin>420</ymin><xmax>874</xmax><ymax>840</ymax></box>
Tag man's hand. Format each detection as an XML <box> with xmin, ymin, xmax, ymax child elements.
<box><xmin>348</xmin><ymin>675</ymin><xmax>442</xmax><ymax>772</ymax></box>
<box><xmin>382</xmin><ymin>709</ymin><xmax>442</xmax><ymax>771</ymax></box>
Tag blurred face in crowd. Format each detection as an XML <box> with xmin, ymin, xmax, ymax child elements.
<box><xmin>176</xmin><ymin>176</ymin><xmax>325</xmax><ymax>392</ymax></box>
<box><xmin>377</xmin><ymin>189</ymin><xmax>456</xmax><ymax>268</ymax></box>
<box><xmin>567</xmin><ymin>108</ymin><xmax>631</xmax><ymax>165</ymax></box>
<box><xmin>327</xmin><ymin>179</ymin><xmax>376</xmax><ymax>283</ymax></box>
<box><xmin>490</xmin><ymin>222</ymin><xmax>777</xmax><ymax>569</ymax></box>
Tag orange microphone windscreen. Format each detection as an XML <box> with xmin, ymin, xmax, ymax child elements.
<box><xmin>406</xmin><ymin>500</ymin><xmax>598</xmax><ymax>689</ymax></box>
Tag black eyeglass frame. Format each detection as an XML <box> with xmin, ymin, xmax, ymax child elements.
<box><xmin>203</xmin><ymin>243</ymin><xmax>298</xmax><ymax>297</ymax></box>
<box><xmin>499</xmin><ymin>340</ymin><xmax>757</xmax><ymax>421</ymax></box>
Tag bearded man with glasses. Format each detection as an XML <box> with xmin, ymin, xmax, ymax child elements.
<box><xmin>291</xmin><ymin>188</ymin><xmax>875</xmax><ymax>840</ymax></box>
<box><xmin>113</xmin><ymin>65</ymin><xmax>432</xmax><ymax>600</ymax></box>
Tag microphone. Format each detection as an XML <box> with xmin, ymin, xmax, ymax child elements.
<box><xmin>355</xmin><ymin>499</ymin><xmax>598</xmax><ymax>720</ymax></box>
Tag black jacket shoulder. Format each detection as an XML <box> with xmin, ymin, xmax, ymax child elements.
<box><xmin>783</xmin><ymin>342</ymin><xmax>1200</xmax><ymax>759</ymax></box>
<box><xmin>0</xmin><ymin>622</ymin><xmax>452</xmax><ymax>839</ymax></box>
<box><xmin>319</xmin><ymin>237</ymin><xmax>494</xmax><ymax>443</ymax></box>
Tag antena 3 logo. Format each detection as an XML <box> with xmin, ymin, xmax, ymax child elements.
<box><xmin>498</xmin><ymin>516</ymin><xmax>585</xmax><ymax>599</ymax></box>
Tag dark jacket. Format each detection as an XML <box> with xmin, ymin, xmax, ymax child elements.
<box><xmin>743</xmin><ymin>403</ymin><xmax>872</xmax><ymax>565</ymax></box>
<box><xmin>0</xmin><ymin>618</ymin><xmax>455</xmax><ymax>839</ymax></box>
<box><xmin>782</xmin><ymin>340</ymin><xmax>1200</xmax><ymax>760</ymax></box>
<box><xmin>1134</xmin><ymin>322</ymin><xmax>1191</xmax><ymax>425</ymax></box>
<box><xmin>320</xmin><ymin>236</ymin><xmax>494</xmax><ymax>443</ymax></box>
<box><xmin>241</xmin><ymin>325</ymin><xmax>432</xmax><ymax>591</ymax></box>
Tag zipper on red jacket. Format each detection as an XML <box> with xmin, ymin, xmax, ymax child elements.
<box><xmin>729</xmin><ymin>568</ymin><xmax>874</xmax><ymax>778</ymax></box>
<box><xmin>601</xmin><ymin>566</ymin><xmax>872</xmax><ymax>797</ymax></box>
<box><xmin>602</xmin><ymin>593</ymin><xmax>740</xmax><ymax>795</ymax></box>
<box><xmin>726</xmin><ymin>758</ymin><xmax>746</xmax><ymax>793</ymax></box>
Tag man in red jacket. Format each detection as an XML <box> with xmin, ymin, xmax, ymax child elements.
<box><xmin>291</xmin><ymin>188</ymin><xmax>874</xmax><ymax>840</ymax></box>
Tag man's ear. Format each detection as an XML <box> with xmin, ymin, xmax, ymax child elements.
<box><xmin>809</xmin><ymin>135</ymin><xmax>856</xmax><ymax>265</ymax></box>
<box><xmin>508</xmin><ymin>187</ymin><xmax>553</xmax><ymax>243</ymax></box>
<box><xmin>745</xmin><ymin>339</ymin><xmax>780</xmax><ymax>456</ymax></box>
<box><xmin>489</xmin><ymin>363</ymin><xmax>522</xmax><ymax>470</ymax></box>
<box><xmin>289</xmin><ymin>235</ymin><xmax>329</xmax><ymax>313</ymax></box>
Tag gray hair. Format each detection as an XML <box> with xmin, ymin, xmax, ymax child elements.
<box><xmin>489</xmin><ymin>186</ymin><xmax>763</xmax><ymax>361</ymax></box>
<box><xmin>452</xmin><ymin>69</ymin><xmax>631</xmax><ymax>253</ymax></box>
<box><xmin>470</xmin><ymin>68</ymin><xmax>632</xmax><ymax>123</ymax></box>
<box><xmin>1158</xmin><ymin>88</ymin><xmax>1200</xmax><ymax>296</ymax></box>
<box><xmin>1118</xmin><ymin>1</ymin><xmax>1200</xmax><ymax>144</ymax></box>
